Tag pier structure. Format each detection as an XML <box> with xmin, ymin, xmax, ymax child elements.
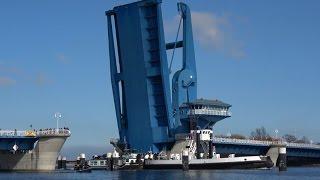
<box><xmin>0</xmin><ymin>128</ymin><xmax>70</xmax><ymax>152</ymax></box>
<box><xmin>0</xmin><ymin>128</ymin><xmax>70</xmax><ymax>171</ymax></box>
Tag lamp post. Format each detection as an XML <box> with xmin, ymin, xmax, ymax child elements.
<box><xmin>54</xmin><ymin>112</ymin><xmax>62</xmax><ymax>133</ymax></box>
<box><xmin>275</xmin><ymin>129</ymin><xmax>279</xmax><ymax>140</ymax></box>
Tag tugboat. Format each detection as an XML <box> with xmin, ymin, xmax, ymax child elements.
<box><xmin>106</xmin><ymin>129</ymin><xmax>273</xmax><ymax>170</ymax></box>
<box><xmin>143</xmin><ymin>129</ymin><xmax>274</xmax><ymax>170</ymax></box>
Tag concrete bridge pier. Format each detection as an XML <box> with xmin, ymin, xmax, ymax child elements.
<box><xmin>266</xmin><ymin>144</ymin><xmax>287</xmax><ymax>171</ymax></box>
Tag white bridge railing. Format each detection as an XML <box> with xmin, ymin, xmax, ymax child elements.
<box><xmin>37</xmin><ymin>129</ymin><xmax>71</xmax><ymax>137</ymax></box>
<box><xmin>0</xmin><ymin>128</ymin><xmax>71</xmax><ymax>137</ymax></box>
<box><xmin>212</xmin><ymin>137</ymin><xmax>320</xmax><ymax>149</ymax></box>
<box><xmin>286</xmin><ymin>142</ymin><xmax>320</xmax><ymax>149</ymax></box>
<box><xmin>212</xmin><ymin>137</ymin><xmax>274</xmax><ymax>146</ymax></box>
<box><xmin>0</xmin><ymin>130</ymin><xmax>28</xmax><ymax>137</ymax></box>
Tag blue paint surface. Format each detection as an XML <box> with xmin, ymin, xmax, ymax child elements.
<box><xmin>0</xmin><ymin>137</ymin><xmax>38</xmax><ymax>151</ymax></box>
<box><xmin>107</xmin><ymin>0</ymin><xmax>173</xmax><ymax>152</ymax></box>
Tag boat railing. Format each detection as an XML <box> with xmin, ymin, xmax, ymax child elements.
<box><xmin>188</xmin><ymin>109</ymin><xmax>232</xmax><ymax>116</ymax></box>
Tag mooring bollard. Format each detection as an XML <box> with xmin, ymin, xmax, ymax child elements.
<box><xmin>278</xmin><ymin>146</ymin><xmax>287</xmax><ymax>171</ymax></box>
<box><xmin>57</xmin><ymin>155</ymin><xmax>62</xmax><ymax>169</ymax></box>
<box><xmin>209</xmin><ymin>133</ymin><xmax>213</xmax><ymax>159</ymax></box>
<box><xmin>196</xmin><ymin>130</ymin><xmax>201</xmax><ymax>159</ymax></box>
<box><xmin>79</xmin><ymin>153</ymin><xmax>86</xmax><ymax>165</ymax></box>
<box><xmin>106</xmin><ymin>152</ymin><xmax>113</xmax><ymax>171</ymax></box>
<box><xmin>110</xmin><ymin>156</ymin><xmax>114</xmax><ymax>171</ymax></box>
<box><xmin>112</xmin><ymin>150</ymin><xmax>120</xmax><ymax>170</ymax></box>
<box><xmin>182</xmin><ymin>150</ymin><xmax>189</xmax><ymax>171</ymax></box>
<box><xmin>62</xmin><ymin>156</ymin><xmax>67</xmax><ymax>169</ymax></box>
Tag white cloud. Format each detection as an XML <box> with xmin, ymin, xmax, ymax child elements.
<box><xmin>57</xmin><ymin>53</ymin><xmax>71</xmax><ymax>64</ymax></box>
<box><xmin>0</xmin><ymin>64</ymin><xmax>21</xmax><ymax>74</ymax></box>
<box><xmin>0</xmin><ymin>63</ymin><xmax>52</xmax><ymax>87</ymax></box>
<box><xmin>0</xmin><ymin>76</ymin><xmax>16</xmax><ymax>86</ymax></box>
<box><xmin>165</xmin><ymin>11</ymin><xmax>246</xmax><ymax>59</ymax></box>
<box><xmin>35</xmin><ymin>73</ymin><xmax>52</xmax><ymax>86</ymax></box>
<box><xmin>191</xmin><ymin>12</ymin><xmax>227</xmax><ymax>50</ymax></box>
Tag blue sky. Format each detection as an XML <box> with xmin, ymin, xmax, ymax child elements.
<box><xmin>1</xmin><ymin>0</ymin><xmax>320</xmax><ymax>156</ymax></box>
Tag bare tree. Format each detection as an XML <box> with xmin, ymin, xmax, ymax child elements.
<box><xmin>230</xmin><ymin>134</ymin><xmax>247</xmax><ymax>140</ymax></box>
<box><xmin>250</xmin><ymin>126</ymin><xmax>271</xmax><ymax>140</ymax></box>
<box><xmin>295</xmin><ymin>136</ymin><xmax>310</xmax><ymax>144</ymax></box>
<box><xmin>282</xmin><ymin>134</ymin><xmax>297</xmax><ymax>143</ymax></box>
<box><xmin>214</xmin><ymin>134</ymin><xmax>228</xmax><ymax>138</ymax></box>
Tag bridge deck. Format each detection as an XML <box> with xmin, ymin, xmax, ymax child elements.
<box><xmin>212</xmin><ymin>137</ymin><xmax>320</xmax><ymax>159</ymax></box>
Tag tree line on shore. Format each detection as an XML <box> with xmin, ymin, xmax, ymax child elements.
<box><xmin>214</xmin><ymin>126</ymin><xmax>319</xmax><ymax>145</ymax></box>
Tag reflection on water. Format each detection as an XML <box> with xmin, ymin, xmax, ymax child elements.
<box><xmin>0</xmin><ymin>167</ymin><xmax>320</xmax><ymax>180</ymax></box>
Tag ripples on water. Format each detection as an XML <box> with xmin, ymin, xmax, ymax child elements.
<box><xmin>1</xmin><ymin>167</ymin><xmax>320</xmax><ymax>180</ymax></box>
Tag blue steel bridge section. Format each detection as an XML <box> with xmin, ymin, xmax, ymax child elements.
<box><xmin>106</xmin><ymin>0</ymin><xmax>232</xmax><ymax>152</ymax></box>
<box><xmin>106</xmin><ymin>0</ymin><xmax>174</xmax><ymax>152</ymax></box>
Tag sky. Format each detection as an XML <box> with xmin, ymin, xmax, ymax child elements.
<box><xmin>1</xmin><ymin>0</ymin><xmax>320</xmax><ymax>157</ymax></box>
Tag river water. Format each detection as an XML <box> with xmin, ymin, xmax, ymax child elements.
<box><xmin>1</xmin><ymin>167</ymin><xmax>320</xmax><ymax>180</ymax></box>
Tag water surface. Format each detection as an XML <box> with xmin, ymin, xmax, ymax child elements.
<box><xmin>1</xmin><ymin>167</ymin><xmax>319</xmax><ymax>180</ymax></box>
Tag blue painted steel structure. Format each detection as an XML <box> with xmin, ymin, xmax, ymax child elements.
<box><xmin>106</xmin><ymin>0</ymin><xmax>174</xmax><ymax>152</ymax></box>
<box><xmin>171</xmin><ymin>3</ymin><xmax>198</xmax><ymax>133</ymax></box>
<box><xmin>0</xmin><ymin>137</ymin><xmax>38</xmax><ymax>151</ymax></box>
<box><xmin>106</xmin><ymin>0</ymin><xmax>231</xmax><ymax>152</ymax></box>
